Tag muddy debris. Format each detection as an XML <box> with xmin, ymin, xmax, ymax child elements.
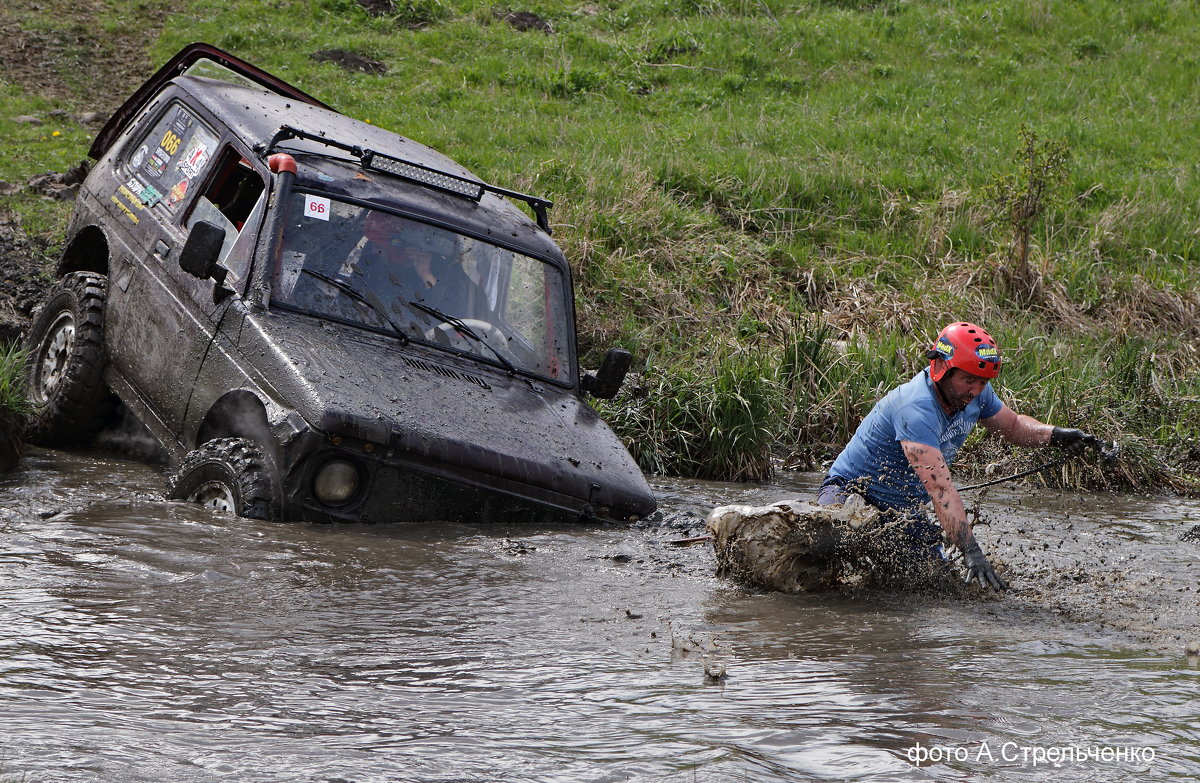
<box><xmin>707</xmin><ymin>495</ymin><xmax>946</xmax><ymax>593</ymax></box>
<box><xmin>0</xmin><ymin>211</ymin><xmax>57</xmax><ymax>344</ymax></box>
<box><xmin>636</xmin><ymin>508</ymin><xmax>706</xmax><ymax>534</ymax></box>
<box><xmin>702</xmin><ymin>659</ymin><xmax>727</xmax><ymax>684</ymax></box>
<box><xmin>27</xmin><ymin>162</ymin><xmax>90</xmax><ymax>200</ymax></box>
<box><xmin>501</xmin><ymin>537</ymin><xmax>537</xmax><ymax>555</ymax></box>
<box><xmin>0</xmin><ymin>162</ymin><xmax>91</xmax><ymax>344</ymax></box>
<box><xmin>310</xmin><ymin>49</ymin><xmax>387</xmax><ymax>76</ymax></box>
<box><xmin>0</xmin><ymin>160</ymin><xmax>90</xmax><ymax>202</ymax></box>
<box><xmin>48</xmin><ymin>108</ymin><xmax>106</xmax><ymax>125</ymax></box>
<box><xmin>356</xmin><ymin>0</ymin><xmax>395</xmax><ymax>16</ymax></box>
<box><xmin>498</xmin><ymin>10</ymin><xmax>553</xmax><ymax>33</ymax></box>
<box><xmin>10</xmin><ymin>110</ymin><xmax>105</xmax><ymax>128</ymax></box>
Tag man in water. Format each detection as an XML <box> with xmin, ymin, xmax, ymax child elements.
<box><xmin>817</xmin><ymin>321</ymin><xmax>1104</xmax><ymax>591</ymax></box>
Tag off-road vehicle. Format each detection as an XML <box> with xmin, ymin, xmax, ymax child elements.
<box><xmin>25</xmin><ymin>43</ymin><xmax>656</xmax><ymax>524</ymax></box>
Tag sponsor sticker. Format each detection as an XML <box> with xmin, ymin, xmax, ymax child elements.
<box><xmin>176</xmin><ymin>126</ymin><xmax>217</xmax><ymax>179</ymax></box>
<box><xmin>166</xmin><ymin>179</ymin><xmax>190</xmax><ymax>210</ymax></box>
<box><xmin>110</xmin><ymin>194</ymin><xmax>139</xmax><ymax>224</ymax></box>
<box><xmin>140</xmin><ymin>183</ymin><xmax>163</xmax><ymax>208</ymax></box>
<box><xmin>125</xmin><ymin>177</ymin><xmax>162</xmax><ymax>208</ymax></box>
<box><xmin>177</xmin><ymin>141</ymin><xmax>210</xmax><ymax>179</ymax></box>
<box><xmin>117</xmin><ymin>182</ymin><xmax>146</xmax><ymax>210</ymax></box>
<box><xmin>934</xmin><ymin>336</ymin><xmax>955</xmax><ymax>360</ymax></box>
<box><xmin>144</xmin><ymin>148</ymin><xmax>171</xmax><ymax>178</ymax></box>
<box><xmin>169</xmin><ymin>108</ymin><xmax>193</xmax><ymax>137</ymax></box>
<box><xmin>160</xmin><ymin>128</ymin><xmax>183</xmax><ymax>156</ymax></box>
<box><xmin>975</xmin><ymin>343</ymin><xmax>1000</xmax><ymax>363</ymax></box>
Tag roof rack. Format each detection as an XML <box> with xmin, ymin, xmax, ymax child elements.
<box><xmin>259</xmin><ymin>125</ymin><xmax>553</xmax><ymax>232</ymax></box>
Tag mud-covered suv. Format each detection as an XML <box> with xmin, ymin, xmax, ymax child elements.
<box><xmin>25</xmin><ymin>43</ymin><xmax>656</xmax><ymax>524</ymax></box>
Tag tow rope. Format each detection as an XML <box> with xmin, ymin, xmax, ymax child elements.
<box><xmin>957</xmin><ymin>454</ymin><xmax>1075</xmax><ymax>492</ymax></box>
<box><xmin>959</xmin><ymin>440</ymin><xmax>1120</xmax><ymax>493</ymax></box>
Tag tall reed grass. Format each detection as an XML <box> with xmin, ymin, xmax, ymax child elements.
<box><xmin>0</xmin><ymin>344</ymin><xmax>29</xmax><ymax>428</ymax></box>
<box><xmin>597</xmin><ymin>350</ymin><xmax>778</xmax><ymax>482</ymax></box>
<box><xmin>601</xmin><ymin>325</ymin><xmax>1200</xmax><ymax>491</ymax></box>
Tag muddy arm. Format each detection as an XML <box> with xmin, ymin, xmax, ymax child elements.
<box><xmin>900</xmin><ymin>440</ymin><xmax>974</xmax><ymax>550</ymax></box>
<box><xmin>980</xmin><ymin>404</ymin><xmax>1053</xmax><ymax>447</ymax></box>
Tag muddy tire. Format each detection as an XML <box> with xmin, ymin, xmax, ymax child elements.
<box><xmin>24</xmin><ymin>272</ymin><xmax>116</xmax><ymax>445</ymax></box>
<box><xmin>167</xmin><ymin>437</ymin><xmax>280</xmax><ymax>520</ymax></box>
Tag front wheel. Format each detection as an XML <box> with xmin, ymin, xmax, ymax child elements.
<box><xmin>166</xmin><ymin>438</ymin><xmax>281</xmax><ymax>520</ymax></box>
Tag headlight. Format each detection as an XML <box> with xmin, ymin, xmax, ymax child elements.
<box><xmin>313</xmin><ymin>459</ymin><xmax>361</xmax><ymax>506</ymax></box>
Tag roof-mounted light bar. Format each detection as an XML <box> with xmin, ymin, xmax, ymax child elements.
<box><xmin>260</xmin><ymin>125</ymin><xmax>553</xmax><ymax>233</ymax></box>
<box><xmin>362</xmin><ymin>151</ymin><xmax>484</xmax><ymax>200</ymax></box>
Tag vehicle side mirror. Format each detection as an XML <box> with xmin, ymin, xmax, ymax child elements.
<box><xmin>581</xmin><ymin>348</ymin><xmax>632</xmax><ymax>399</ymax></box>
<box><xmin>180</xmin><ymin>221</ymin><xmax>228</xmax><ymax>286</ymax></box>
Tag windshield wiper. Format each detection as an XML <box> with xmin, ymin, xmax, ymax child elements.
<box><xmin>299</xmin><ymin>269</ymin><xmax>409</xmax><ymax>343</ymax></box>
<box><xmin>407</xmin><ymin>299</ymin><xmax>518</xmax><ymax>375</ymax></box>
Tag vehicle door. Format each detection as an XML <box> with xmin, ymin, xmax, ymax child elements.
<box><xmin>104</xmin><ymin>99</ymin><xmax>266</xmax><ymax>435</ymax></box>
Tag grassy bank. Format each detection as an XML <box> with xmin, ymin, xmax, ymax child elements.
<box><xmin>2</xmin><ymin>0</ymin><xmax>1199</xmax><ymax>490</ymax></box>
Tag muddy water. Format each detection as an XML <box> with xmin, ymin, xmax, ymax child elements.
<box><xmin>1</xmin><ymin>448</ymin><xmax>1198</xmax><ymax>782</ymax></box>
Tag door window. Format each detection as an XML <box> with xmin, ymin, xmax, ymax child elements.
<box><xmin>184</xmin><ymin>150</ymin><xmax>266</xmax><ymax>289</ymax></box>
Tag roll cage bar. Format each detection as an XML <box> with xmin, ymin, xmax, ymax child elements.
<box><xmin>258</xmin><ymin>125</ymin><xmax>554</xmax><ymax>233</ymax></box>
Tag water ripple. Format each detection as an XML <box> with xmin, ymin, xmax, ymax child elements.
<box><xmin>0</xmin><ymin>452</ymin><xmax>1197</xmax><ymax>781</ymax></box>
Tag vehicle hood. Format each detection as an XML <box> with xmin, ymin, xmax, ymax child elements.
<box><xmin>243</xmin><ymin>312</ymin><xmax>654</xmax><ymax>518</ymax></box>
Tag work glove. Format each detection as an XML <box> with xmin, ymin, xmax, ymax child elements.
<box><xmin>961</xmin><ymin>541</ymin><xmax>1008</xmax><ymax>592</ymax></box>
<box><xmin>1050</xmin><ymin>427</ymin><xmax>1101</xmax><ymax>453</ymax></box>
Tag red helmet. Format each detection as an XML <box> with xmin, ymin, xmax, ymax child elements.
<box><xmin>927</xmin><ymin>322</ymin><xmax>1001</xmax><ymax>381</ymax></box>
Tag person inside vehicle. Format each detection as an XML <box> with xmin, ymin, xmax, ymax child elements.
<box><xmin>816</xmin><ymin>321</ymin><xmax>1105</xmax><ymax>591</ymax></box>
<box><xmin>356</xmin><ymin>209</ymin><xmax>475</xmax><ymax>317</ymax></box>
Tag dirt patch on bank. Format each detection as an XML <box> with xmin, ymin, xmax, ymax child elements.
<box><xmin>0</xmin><ymin>0</ymin><xmax>170</xmax><ymax>341</ymax></box>
<box><xmin>0</xmin><ymin>0</ymin><xmax>170</xmax><ymax>113</ymax></box>
<box><xmin>0</xmin><ymin>166</ymin><xmax>90</xmax><ymax>342</ymax></box>
<box><xmin>0</xmin><ymin>212</ymin><xmax>56</xmax><ymax>344</ymax></box>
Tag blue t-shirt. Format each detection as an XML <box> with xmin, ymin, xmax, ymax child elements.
<box><xmin>827</xmin><ymin>368</ymin><xmax>1003</xmax><ymax>512</ymax></box>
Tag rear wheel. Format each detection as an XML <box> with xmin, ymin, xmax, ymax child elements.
<box><xmin>24</xmin><ymin>272</ymin><xmax>115</xmax><ymax>445</ymax></box>
<box><xmin>167</xmin><ymin>438</ymin><xmax>280</xmax><ymax>520</ymax></box>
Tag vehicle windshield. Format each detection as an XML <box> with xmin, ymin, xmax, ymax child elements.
<box><xmin>271</xmin><ymin>193</ymin><xmax>572</xmax><ymax>382</ymax></box>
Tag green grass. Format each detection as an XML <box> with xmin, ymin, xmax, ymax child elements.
<box><xmin>0</xmin><ymin>344</ymin><xmax>29</xmax><ymax>405</ymax></box>
<box><xmin>4</xmin><ymin>0</ymin><xmax>1200</xmax><ymax>487</ymax></box>
<box><xmin>597</xmin><ymin>349</ymin><xmax>779</xmax><ymax>481</ymax></box>
<box><xmin>0</xmin><ymin>84</ymin><xmax>89</xmax><ymax>239</ymax></box>
<box><xmin>0</xmin><ymin>343</ymin><xmax>28</xmax><ymax>437</ymax></box>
